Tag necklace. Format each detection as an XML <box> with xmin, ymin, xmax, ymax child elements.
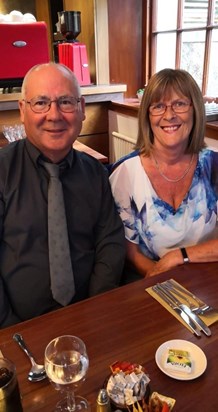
<box><xmin>153</xmin><ymin>153</ymin><xmax>194</xmax><ymax>183</ymax></box>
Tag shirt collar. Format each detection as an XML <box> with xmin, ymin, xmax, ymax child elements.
<box><xmin>25</xmin><ymin>139</ymin><xmax>74</xmax><ymax>169</ymax></box>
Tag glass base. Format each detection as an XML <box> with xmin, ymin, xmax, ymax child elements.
<box><xmin>55</xmin><ymin>395</ymin><xmax>90</xmax><ymax>412</ymax></box>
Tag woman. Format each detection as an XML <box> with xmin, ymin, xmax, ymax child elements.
<box><xmin>109</xmin><ymin>68</ymin><xmax>218</xmax><ymax>279</ymax></box>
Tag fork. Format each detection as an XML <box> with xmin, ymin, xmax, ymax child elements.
<box><xmin>167</xmin><ymin>279</ymin><xmax>218</xmax><ymax>316</ymax></box>
<box><xmin>163</xmin><ymin>280</ymin><xmax>198</xmax><ymax>311</ymax></box>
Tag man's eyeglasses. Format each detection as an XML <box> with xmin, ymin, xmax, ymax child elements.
<box><xmin>149</xmin><ymin>100</ymin><xmax>192</xmax><ymax>116</ymax></box>
<box><xmin>23</xmin><ymin>96</ymin><xmax>81</xmax><ymax>113</ymax></box>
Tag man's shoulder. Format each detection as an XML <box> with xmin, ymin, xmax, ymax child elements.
<box><xmin>0</xmin><ymin>140</ymin><xmax>25</xmax><ymax>158</ymax></box>
<box><xmin>0</xmin><ymin>142</ymin><xmax>28</xmax><ymax>187</ymax></box>
<box><xmin>73</xmin><ymin>148</ymin><xmax>105</xmax><ymax>171</ymax></box>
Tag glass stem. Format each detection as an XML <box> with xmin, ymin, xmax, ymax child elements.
<box><xmin>67</xmin><ymin>391</ymin><xmax>76</xmax><ymax>412</ymax></box>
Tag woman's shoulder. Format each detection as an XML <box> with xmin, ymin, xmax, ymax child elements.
<box><xmin>199</xmin><ymin>146</ymin><xmax>218</xmax><ymax>156</ymax></box>
<box><xmin>199</xmin><ymin>148</ymin><xmax>218</xmax><ymax>190</ymax></box>
<box><xmin>206</xmin><ymin>148</ymin><xmax>218</xmax><ymax>187</ymax></box>
<box><xmin>109</xmin><ymin>150</ymin><xmax>140</xmax><ymax>175</ymax></box>
<box><xmin>199</xmin><ymin>147</ymin><xmax>218</xmax><ymax>166</ymax></box>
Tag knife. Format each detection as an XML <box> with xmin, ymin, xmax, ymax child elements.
<box><xmin>152</xmin><ymin>285</ymin><xmax>201</xmax><ymax>337</ymax></box>
<box><xmin>158</xmin><ymin>283</ymin><xmax>211</xmax><ymax>337</ymax></box>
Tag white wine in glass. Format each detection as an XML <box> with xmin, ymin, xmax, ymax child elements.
<box><xmin>45</xmin><ymin>335</ymin><xmax>90</xmax><ymax>411</ymax></box>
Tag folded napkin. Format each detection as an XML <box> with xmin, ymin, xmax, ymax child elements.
<box><xmin>146</xmin><ymin>279</ymin><xmax>218</xmax><ymax>334</ymax></box>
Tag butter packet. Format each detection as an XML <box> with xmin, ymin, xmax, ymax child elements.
<box><xmin>165</xmin><ymin>349</ymin><xmax>192</xmax><ymax>373</ymax></box>
<box><xmin>149</xmin><ymin>392</ymin><xmax>176</xmax><ymax>411</ymax></box>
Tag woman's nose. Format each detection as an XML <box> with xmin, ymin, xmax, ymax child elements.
<box><xmin>163</xmin><ymin>105</ymin><xmax>176</xmax><ymax>119</ymax></box>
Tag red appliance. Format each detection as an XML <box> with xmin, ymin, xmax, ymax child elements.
<box><xmin>58</xmin><ymin>42</ymin><xmax>90</xmax><ymax>86</ymax></box>
<box><xmin>56</xmin><ymin>11</ymin><xmax>91</xmax><ymax>86</ymax></box>
<box><xmin>0</xmin><ymin>22</ymin><xmax>49</xmax><ymax>87</ymax></box>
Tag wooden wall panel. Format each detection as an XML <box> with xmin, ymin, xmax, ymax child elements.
<box><xmin>0</xmin><ymin>103</ymin><xmax>109</xmax><ymax>155</ymax></box>
<box><xmin>64</xmin><ymin>0</ymin><xmax>96</xmax><ymax>83</ymax></box>
<box><xmin>35</xmin><ymin>0</ymin><xmax>53</xmax><ymax>60</ymax></box>
<box><xmin>108</xmin><ymin>0</ymin><xmax>143</xmax><ymax>98</ymax></box>
<box><xmin>94</xmin><ymin>0</ymin><xmax>110</xmax><ymax>84</ymax></box>
<box><xmin>0</xmin><ymin>0</ymin><xmax>35</xmax><ymax>14</ymax></box>
<box><xmin>78</xmin><ymin>133</ymin><xmax>109</xmax><ymax>157</ymax></box>
<box><xmin>81</xmin><ymin>103</ymin><xmax>109</xmax><ymax>135</ymax></box>
<box><xmin>0</xmin><ymin>110</ymin><xmax>20</xmax><ymax>129</ymax></box>
<box><xmin>80</xmin><ymin>102</ymin><xmax>109</xmax><ymax>156</ymax></box>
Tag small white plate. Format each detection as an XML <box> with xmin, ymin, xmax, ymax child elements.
<box><xmin>155</xmin><ymin>339</ymin><xmax>207</xmax><ymax>381</ymax></box>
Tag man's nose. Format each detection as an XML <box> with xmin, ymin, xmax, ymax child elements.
<box><xmin>47</xmin><ymin>101</ymin><xmax>62</xmax><ymax>117</ymax></box>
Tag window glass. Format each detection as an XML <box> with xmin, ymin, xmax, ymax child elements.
<box><xmin>156</xmin><ymin>33</ymin><xmax>176</xmax><ymax>71</ymax></box>
<box><xmin>182</xmin><ymin>0</ymin><xmax>209</xmax><ymax>28</ymax></box>
<box><xmin>180</xmin><ymin>30</ymin><xmax>206</xmax><ymax>89</ymax></box>
<box><xmin>207</xmin><ymin>29</ymin><xmax>218</xmax><ymax>96</ymax></box>
<box><xmin>213</xmin><ymin>0</ymin><xmax>218</xmax><ymax>23</ymax></box>
<box><xmin>156</xmin><ymin>0</ymin><xmax>178</xmax><ymax>30</ymax></box>
<box><xmin>151</xmin><ymin>0</ymin><xmax>218</xmax><ymax>97</ymax></box>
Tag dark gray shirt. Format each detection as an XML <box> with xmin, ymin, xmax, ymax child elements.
<box><xmin>0</xmin><ymin>139</ymin><xmax>125</xmax><ymax>327</ymax></box>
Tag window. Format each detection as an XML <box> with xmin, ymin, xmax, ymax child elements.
<box><xmin>150</xmin><ymin>0</ymin><xmax>218</xmax><ymax>97</ymax></box>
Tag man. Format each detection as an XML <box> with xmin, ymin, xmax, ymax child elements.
<box><xmin>0</xmin><ymin>63</ymin><xmax>125</xmax><ymax>327</ymax></box>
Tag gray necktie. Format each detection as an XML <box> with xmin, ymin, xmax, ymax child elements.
<box><xmin>43</xmin><ymin>162</ymin><xmax>75</xmax><ymax>306</ymax></box>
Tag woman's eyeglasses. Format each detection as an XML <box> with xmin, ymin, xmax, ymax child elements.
<box><xmin>149</xmin><ymin>100</ymin><xmax>192</xmax><ymax>116</ymax></box>
<box><xmin>23</xmin><ymin>96</ymin><xmax>81</xmax><ymax>113</ymax></box>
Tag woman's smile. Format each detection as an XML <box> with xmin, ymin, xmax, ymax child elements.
<box><xmin>161</xmin><ymin>125</ymin><xmax>181</xmax><ymax>133</ymax></box>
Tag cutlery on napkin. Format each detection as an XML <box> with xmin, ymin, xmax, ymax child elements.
<box><xmin>152</xmin><ymin>284</ymin><xmax>201</xmax><ymax>336</ymax></box>
<box><xmin>154</xmin><ymin>283</ymin><xmax>211</xmax><ymax>336</ymax></box>
<box><xmin>146</xmin><ymin>279</ymin><xmax>216</xmax><ymax>335</ymax></box>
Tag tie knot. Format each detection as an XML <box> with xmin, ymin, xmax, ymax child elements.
<box><xmin>43</xmin><ymin>162</ymin><xmax>60</xmax><ymax>178</ymax></box>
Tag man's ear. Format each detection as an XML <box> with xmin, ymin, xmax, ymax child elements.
<box><xmin>80</xmin><ymin>96</ymin><xmax>86</xmax><ymax>120</ymax></box>
<box><xmin>18</xmin><ymin>99</ymin><xmax>25</xmax><ymax>122</ymax></box>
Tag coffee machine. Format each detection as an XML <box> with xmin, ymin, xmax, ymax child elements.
<box><xmin>54</xmin><ymin>11</ymin><xmax>91</xmax><ymax>86</ymax></box>
<box><xmin>0</xmin><ymin>21</ymin><xmax>49</xmax><ymax>89</ymax></box>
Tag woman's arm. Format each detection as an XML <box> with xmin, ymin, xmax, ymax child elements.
<box><xmin>126</xmin><ymin>240</ymin><xmax>156</xmax><ymax>277</ymax></box>
<box><xmin>182</xmin><ymin>239</ymin><xmax>218</xmax><ymax>263</ymax></box>
<box><xmin>147</xmin><ymin>238</ymin><xmax>218</xmax><ymax>276</ymax></box>
<box><xmin>127</xmin><ymin>238</ymin><xmax>218</xmax><ymax>278</ymax></box>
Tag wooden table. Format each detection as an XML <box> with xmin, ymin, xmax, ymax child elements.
<box><xmin>0</xmin><ymin>262</ymin><xmax>218</xmax><ymax>411</ymax></box>
<box><xmin>73</xmin><ymin>140</ymin><xmax>108</xmax><ymax>163</ymax></box>
<box><xmin>205</xmin><ymin>120</ymin><xmax>218</xmax><ymax>141</ymax></box>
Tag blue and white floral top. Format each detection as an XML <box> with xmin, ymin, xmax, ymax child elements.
<box><xmin>109</xmin><ymin>149</ymin><xmax>218</xmax><ymax>261</ymax></box>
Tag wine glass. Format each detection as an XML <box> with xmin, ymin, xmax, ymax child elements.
<box><xmin>2</xmin><ymin>124</ymin><xmax>26</xmax><ymax>142</ymax></box>
<box><xmin>45</xmin><ymin>335</ymin><xmax>90</xmax><ymax>412</ymax></box>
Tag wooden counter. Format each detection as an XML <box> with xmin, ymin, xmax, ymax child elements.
<box><xmin>0</xmin><ymin>85</ymin><xmax>127</xmax><ymax>158</ymax></box>
<box><xmin>0</xmin><ymin>84</ymin><xmax>127</xmax><ymax>112</ymax></box>
<box><xmin>110</xmin><ymin>98</ymin><xmax>140</xmax><ymax>117</ymax></box>
<box><xmin>205</xmin><ymin>120</ymin><xmax>218</xmax><ymax>140</ymax></box>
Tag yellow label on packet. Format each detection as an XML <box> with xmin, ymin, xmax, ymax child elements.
<box><xmin>165</xmin><ymin>349</ymin><xmax>192</xmax><ymax>373</ymax></box>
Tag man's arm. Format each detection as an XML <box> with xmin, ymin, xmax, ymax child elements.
<box><xmin>88</xmin><ymin>171</ymin><xmax>125</xmax><ymax>296</ymax></box>
<box><xmin>0</xmin><ymin>194</ymin><xmax>21</xmax><ymax>328</ymax></box>
<box><xmin>0</xmin><ymin>276</ymin><xmax>21</xmax><ymax>328</ymax></box>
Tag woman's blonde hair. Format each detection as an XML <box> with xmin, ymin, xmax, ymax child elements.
<box><xmin>136</xmin><ymin>68</ymin><xmax>206</xmax><ymax>155</ymax></box>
